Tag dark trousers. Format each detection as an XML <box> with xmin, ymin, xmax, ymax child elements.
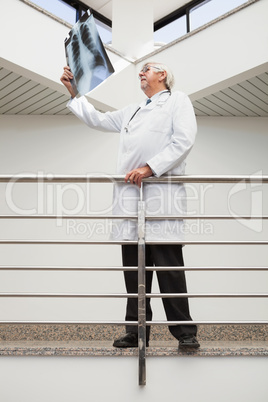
<box><xmin>122</xmin><ymin>244</ymin><xmax>197</xmax><ymax>341</ymax></box>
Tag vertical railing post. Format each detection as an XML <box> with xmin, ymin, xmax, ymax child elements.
<box><xmin>138</xmin><ymin>183</ymin><xmax>146</xmax><ymax>386</ymax></box>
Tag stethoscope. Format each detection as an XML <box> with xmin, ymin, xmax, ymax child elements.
<box><xmin>124</xmin><ymin>90</ymin><xmax>171</xmax><ymax>133</ymax></box>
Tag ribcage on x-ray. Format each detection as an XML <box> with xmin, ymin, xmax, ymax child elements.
<box><xmin>66</xmin><ymin>13</ymin><xmax>114</xmax><ymax>96</ymax></box>
<box><xmin>71</xmin><ymin>34</ymin><xmax>84</xmax><ymax>83</ymax></box>
<box><xmin>79</xmin><ymin>23</ymin><xmax>105</xmax><ymax>69</ymax></box>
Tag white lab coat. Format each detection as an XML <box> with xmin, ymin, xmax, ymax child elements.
<box><xmin>67</xmin><ymin>90</ymin><xmax>197</xmax><ymax>241</ymax></box>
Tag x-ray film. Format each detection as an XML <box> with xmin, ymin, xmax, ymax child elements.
<box><xmin>64</xmin><ymin>10</ymin><xmax>114</xmax><ymax>96</ymax></box>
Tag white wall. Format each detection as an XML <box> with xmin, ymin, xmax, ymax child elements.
<box><xmin>0</xmin><ymin>114</ymin><xmax>124</xmax><ymax>321</ymax></box>
<box><xmin>0</xmin><ymin>355</ymin><xmax>268</xmax><ymax>402</ymax></box>
<box><xmin>184</xmin><ymin>116</ymin><xmax>268</xmax><ymax>322</ymax></box>
<box><xmin>0</xmin><ymin>114</ymin><xmax>267</xmax><ymax>323</ymax></box>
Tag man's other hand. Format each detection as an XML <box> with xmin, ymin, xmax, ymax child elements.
<box><xmin>60</xmin><ymin>66</ymin><xmax>77</xmax><ymax>98</ymax></box>
<box><xmin>125</xmin><ymin>165</ymin><xmax>153</xmax><ymax>188</ymax></box>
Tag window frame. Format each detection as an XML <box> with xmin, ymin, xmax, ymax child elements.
<box><xmin>62</xmin><ymin>0</ymin><xmax>112</xmax><ymax>27</ymax></box>
<box><xmin>61</xmin><ymin>0</ymin><xmax>248</xmax><ymax>43</ymax></box>
<box><xmin>154</xmin><ymin>0</ymin><xmax>211</xmax><ymax>34</ymax></box>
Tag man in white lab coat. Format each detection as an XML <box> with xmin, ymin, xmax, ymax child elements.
<box><xmin>60</xmin><ymin>62</ymin><xmax>200</xmax><ymax>349</ymax></box>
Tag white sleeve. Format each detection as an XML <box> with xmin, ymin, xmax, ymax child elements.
<box><xmin>67</xmin><ymin>96</ymin><xmax>125</xmax><ymax>133</ymax></box>
<box><xmin>146</xmin><ymin>93</ymin><xmax>197</xmax><ymax>177</ymax></box>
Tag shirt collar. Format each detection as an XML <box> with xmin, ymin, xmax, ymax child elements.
<box><xmin>150</xmin><ymin>90</ymin><xmax>169</xmax><ymax>102</ymax></box>
<box><xmin>138</xmin><ymin>90</ymin><xmax>170</xmax><ymax>108</ymax></box>
<box><xmin>144</xmin><ymin>90</ymin><xmax>170</xmax><ymax>106</ymax></box>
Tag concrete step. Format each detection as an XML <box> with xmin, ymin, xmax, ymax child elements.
<box><xmin>0</xmin><ymin>340</ymin><xmax>267</xmax><ymax>357</ymax></box>
<box><xmin>0</xmin><ymin>324</ymin><xmax>267</xmax><ymax>342</ymax></box>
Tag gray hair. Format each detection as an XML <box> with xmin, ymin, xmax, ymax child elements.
<box><xmin>142</xmin><ymin>61</ymin><xmax>175</xmax><ymax>91</ymax></box>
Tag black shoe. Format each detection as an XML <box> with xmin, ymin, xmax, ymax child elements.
<box><xmin>113</xmin><ymin>332</ymin><xmax>149</xmax><ymax>348</ymax></box>
<box><xmin>179</xmin><ymin>335</ymin><xmax>200</xmax><ymax>349</ymax></box>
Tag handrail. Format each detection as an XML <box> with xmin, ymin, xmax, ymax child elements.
<box><xmin>0</xmin><ymin>266</ymin><xmax>267</xmax><ymax>271</ymax></box>
<box><xmin>0</xmin><ymin>174</ymin><xmax>268</xmax><ymax>183</ymax></box>
<box><xmin>0</xmin><ymin>173</ymin><xmax>267</xmax><ymax>386</ymax></box>
<box><xmin>0</xmin><ymin>293</ymin><xmax>138</xmax><ymax>298</ymax></box>
<box><xmin>0</xmin><ymin>320</ymin><xmax>266</xmax><ymax>325</ymax></box>
<box><xmin>1</xmin><ymin>240</ymin><xmax>268</xmax><ymax>245</ymax></box>
<box><xmin>0</xmin><ymin>292</ymin><xmax>267</xmax><ymax>298</ymax></box>
<box><xmin>0</xmin><ymin>214</ymin><xmax>267</xmax><ymax>220</ymax></box>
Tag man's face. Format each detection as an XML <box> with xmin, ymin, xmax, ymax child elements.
<box><xmin>139</xmin><ymin>64</ymin><xmax>165</xmax><ymax>96</ymax></box>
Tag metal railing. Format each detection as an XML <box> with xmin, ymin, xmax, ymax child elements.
<box><xmin>0</xmin><ymin>174</ymin><xmax>268</xmax><ymax>385</ymax></box>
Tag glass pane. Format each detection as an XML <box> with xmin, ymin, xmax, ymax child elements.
<box><xmin>190</xmin><ymin>0</ymin><xmax>248</xmax><ymax>31</ymax></box>
<box><xmin>154</xmin><ymin>15</ymin><xmax>187</xmax><ymax>44</ymax></box>
<box><xmin>30</xmin><ymin>0</ymin><xmax>77</xmax><ymax>25</ymax></box>
<box><xmin>95</xmin><ymin>19</ymin><xmax>112</xmax><ymax>45</ymax></box>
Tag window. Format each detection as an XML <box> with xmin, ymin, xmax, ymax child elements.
<box><xmin>154</xmin><ymin>0</ymin><xmax>249</xmax><ymax>44</ymax></box>
<box><xmin>154</xmin><ymin>16</ymin><xmax>187</xmax><ymax>44</ymax></box>
<box><xmin>190</xmin><ymin>0</ymin><xmax>249</xmax><ymax>31</ymax></box>
<box><xmin>30</xmin><ymin>0</ymin><xmax>77</xmax><ymax>25</ymax></box>
<box><xmin>29</xmin><ymin>0</ymin><xmax>112</xmax><ymax>44</ymax></box>
<box><xmin>29</xmin><ymin>0</ymin><xmax>249</xmax><ymax>47</ymax></box>
<box><xmin>94</xmin><ymin>19</ymin><xmax>112</xmax><ymax>45</ymax></box>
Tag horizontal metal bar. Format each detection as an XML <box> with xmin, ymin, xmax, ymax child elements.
<box><xmin>0</xmin><ymin>240</ymin><xmax>267</xmax><ymax>245</ymax></box>
<box><xmin>0</xmin><ymin>293</ymin><xmax>267</xmax><ymax>298</ymax></box>
<box><xmin>0</xmin><ymin>240</ymin><xmax>137</xmax><ymax>245</ymax></box>
<box><xmin>0</xmin><ymin>174</ymin><xmax>268</xmax><ymax>183</ymax></box>
<box><xmin>143</xmin><ymin>175</ymin><xmax>268</xmax><ymax>184</ymax></box>
<box><xmin>0</xmin><ymin>293</ymin><xmax>138</xmax><ymax>298</ymax></box>
<box><xmin>0</xmin><ymin>215</ymin><xmax>137</xmax><ymax>220</ymax></box>
<box><xmin>146</xmin><ymin>215</ymin><xmax>268</xmax><ymax>220</ymax></box>
<box><xmin>0</xmin><ymin>266</ymin><xmax>138</xmax><ymax>271</ymax></box>
<box><xmin>146</xmin><ymin>293</ymin><xmax>268</xmax><ymax>298</ymax></box>
<box><xmin>1</xmin><ymin>215</ymin><xmax>267</xmax><ymax>220</ymax></box>
<box><xmin>0</xmin><ymin>320</ymin><xmax>266</xmax><ymax>326</ymax></box>
<box><xmin>0</xmin><ymin>320</ymin><xmax>138</xmax><ymax>325</ymax></box>
<box><xmin>146</xmin><ymin>320</ymin><xmax>268</xmax><ymax>325</ymax></box>
<box><xmin>0</xmin><ymin>266</ymin><xmax>267</xmax><ymax>271</ymax></box>
<box><xmin>146</xmin><ymin>241</ymin><xmax>268</xmax><ymax>245</ymax></box>
<box><xmin>0</xmin><ymin>175</ymin><xmax>126</xmax><ymax>183</ymax></box>
<box><xmin>146</xmin><ymin>266</ymin><xmax>268</xmax><ymax>271</ymax></box>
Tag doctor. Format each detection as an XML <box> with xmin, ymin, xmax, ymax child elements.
<box><xmin>60</xmin><ymin>62</ymin><xmax>200</xmax><ymax>349</ymax></box>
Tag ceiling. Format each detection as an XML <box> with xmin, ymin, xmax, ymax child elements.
<box><xmin>192</xmin><ymin>72</ymin><xmax>268</xmax><ymax>117</ymax></box>
<box><xmin>0</xmin><ymin>67</ymin><xmax>72</xmax><ymax>116</ymax></box>
<box><xmin>1</xmin><ymin>65</ymin><xmax>267</xmax><ymax>117</ymax></box>
<box><xmin>82</xmin><ymin>0</ymin><xmax>191</xmax><ymax>22</ymax></box>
